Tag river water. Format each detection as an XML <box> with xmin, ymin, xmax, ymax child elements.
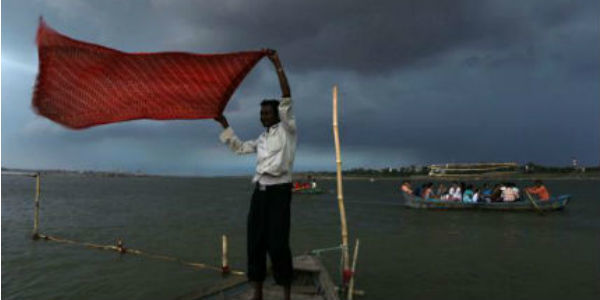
<box><xmin>2</xmin><ymin>174</ymin><xmax>599</xmax><ymax>299</ymax></box>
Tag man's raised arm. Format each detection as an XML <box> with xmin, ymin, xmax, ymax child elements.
<box><xmin>266</xmin><ymin>49</ymin><xmax>290</xmax><ymax>98</ymax></box>
<box><xmin>265</xmin><ymin>49</ymin><xmax>295</xmax><ymax>133</ymax></box>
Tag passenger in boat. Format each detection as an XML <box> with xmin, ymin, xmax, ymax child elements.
<box><xmin>413</xmin><ymin>184</ymin><xmax>424</xmax><ymax>198</ymax></box>
<box><xmin>490</xmin><ymin>184</ymin><xmax>503</xmax><ymax>202</ymax></box>
<box><xmin>436</xmin><ymin>184</ymin><xmax>448</xmax><ymax>198</ymax></box>
<box><xmin>448</xmin><ymin>182</ymin><xmax>462</xmax><ymax>201</ymax></box>
<box><xmin>501</xmin><ymin>183</ymin><xmax>518</xmax><ymax>202</ymax></box>
<box><xmin>481</xmin><ymin>183</ymin><xmax>493</xmax><ymax>202</ymax></box>
<box><xmin>525</xmin><ymin>180</ymin><xmax>550</xmax><ymax>201</ymax></box>
<box><xmin>306</xmin><ymin>176</ymin><xmax>314</xmax><ymax>189</ymax></box>
<box><xmin>311</xmin><ymin>178</ymin><xmax>317</xmax><ymax>189</ymax></box>
<box><xmin>473</xmin><ymin>188</ymin><xmax>481</xmax><ymax>203</ymax></box>
<box><xmin>421</xmin><ymin>182</ymin><xmax>436</xmax><ymax>199</ymax></box>
<box><xmin>401</xmin><ymin>180</ymin><xmax>413</xmax><ymax>195</ymax></box>
<box><xmin>512</xmin><ymin>183</ymin><xmax>521</xmax><ymax>201</ymax></box>
<box><xmin>462</xmin><ymin>185</ymin><xmax>474</xmax><ymax>202</ymax></box>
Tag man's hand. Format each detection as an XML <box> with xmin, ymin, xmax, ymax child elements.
<box><xmin>263</xmin><ymin>48</ymin><xmax>281</xmax><ymax>66</ymax></box>
<box><xmin>264</xmin><ymin>48</ymin><xmax>277</xmax><ymax>58</ymax></box>
<box><xmin>214</xmin><ymin>115</ymin><xmax>229</xmax><ymax>129</ymax></box>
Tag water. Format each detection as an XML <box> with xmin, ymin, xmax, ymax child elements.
<box><xmin>2</xmin><ymin>174</ymin><xmax>599</xmax><ymax>299</ymax></box>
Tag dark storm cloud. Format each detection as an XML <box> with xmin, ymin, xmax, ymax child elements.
<box><xmin>153</xmin><ymin>0</ymin><xmax>594</xmax><ymax>73</ymax></box>
<box><xmin>2</xmin><ymin>0</ymin><xmax>599</xmax><ymax>175</ymax></box>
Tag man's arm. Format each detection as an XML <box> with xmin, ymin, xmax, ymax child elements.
<box><xmin>266</xmin><ymin>49</ymin><xmax>290</xmax><ymax>98</ymax></box>
<box><xmin>215</xmin><ymin>115</ymin><xmax>257</xmax><ymax>154</ymax></box>
<box><xmin>265</xmin><ymin>49</ymin><xmax>296</xmax><ymax>133</ymax></box>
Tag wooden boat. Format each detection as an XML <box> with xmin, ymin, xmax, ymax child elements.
<box><xmin>176</xmin><ymin>255</ymin><xmax>339</xmax><ymax>300</ymax></box>
<box><xmin>402</xmin><ymin>193</ymin><xmax>570</xmax><ymax>211</ymax></box>
<box><xmin>293</xmin><ymin>187</ymin><xmax>325</xmax><ymax>195</ymax></box>
<box><xmin>428</xmin><ymin>162</ymin><xmax>519</xmax><ymax>177</ymax></box>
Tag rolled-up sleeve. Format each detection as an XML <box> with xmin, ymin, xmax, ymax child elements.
<box><xmin>219</xmin><ymin>127</ymin><xmax>257</xmax><ymax>154</ymax></box>
<box><xmin>278</xmin><ymin>97</ymin><xmax>296</xmax><ymax>134</ymax></box>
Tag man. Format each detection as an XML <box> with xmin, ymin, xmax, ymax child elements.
<box><xmin>214</xmin><ymin>49</ymin><xmax>295</xmax><ymax>300</ymax></box>
<box><xmin>421</xmin><ymin>182</ymin><xmax>436</xmax><ymax>199</ymax></box>
<box><xmin>490</xmin><ymin>183</ymin><xmax>503</xmax><ymax>202</ymax></box>
<box><xmin>500</xmin><ymin>183</ymin><xmax>518</xmax><ymax>202</ymax></box>
<box><xmin>400</xmin><ymin>180</ymin><xmax>413</xmax><ymax>195</ymax></box>
<box><xmin>525</xmin><ymin>180</ymin><xmax>550</xmax><ymax>201</ymax></box>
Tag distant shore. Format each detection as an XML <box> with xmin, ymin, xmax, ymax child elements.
<box><xmin>301</xmin><ymin>173</ymin><xmax>600</xmax><ymax>181</ymax></box>
<box><xmin>3</xmin><ymin>167</ymin><xmax>599</xmax><ymax>181</ymax></box>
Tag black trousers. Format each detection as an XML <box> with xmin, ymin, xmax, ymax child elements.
<box><xmin>247</xmin><ymin>183</ymin><xmax>293</xmax><ymax>285</ymax></box>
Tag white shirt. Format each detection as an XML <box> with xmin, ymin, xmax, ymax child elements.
<box><xmin>219</xmin><ymin>97</ymin><xmax>297</xmax><ymax>185</ymax></box>
<box><xmin>513</xmin><ymin>187</ymin><xmax>520</xmax><ymax>199</ymax></box>
<box><xmin>501</xmin><ymin>186</ymin><xmax>517</xmax><ymax>202</ymax></box>
<box><xmin>449</xmin><ymin>187</ymin><xmax>462</xmax><ymax>200</ymax></box>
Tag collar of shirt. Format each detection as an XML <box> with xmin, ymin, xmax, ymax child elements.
<box><xmin>265</xmin><ymin>122</ymin><xmax>280</xmax><ymax>133</ymax></box>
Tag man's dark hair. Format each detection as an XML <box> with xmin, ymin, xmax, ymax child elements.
<box><xmin>261</xmin><ymin>99</ymin><xmax>280</xmax><ymax>112</ymax></box>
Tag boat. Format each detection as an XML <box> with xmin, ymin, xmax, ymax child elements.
<box><xmin>402</xmin><ymin>193</ymin><xmax>570</xmax><ymax>211</ymax></box>
<box><xmin>176</xmin><ymin>255</ymin><xmax>339</xmax><ymax>300</ymax></box>
<box><xmin>293</xmin><ymin>187</ymin><xmax>325</xmax><ymax>195</ymax></box>
<box><xmin>428</xmin><ymin>162</ymin><xmax>519</xmax><ymax>177</ymax></box>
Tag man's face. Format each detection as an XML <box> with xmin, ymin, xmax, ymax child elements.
<box><xmin>260</xmin><ymin>105</ymin><xmax>278</xmax><ymax>128</ymax></box>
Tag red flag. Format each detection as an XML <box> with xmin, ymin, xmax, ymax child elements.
<box><xmin>32</xmin><ymin>20</ymin><xmax>267</xmax><ymax>129</ymax></box>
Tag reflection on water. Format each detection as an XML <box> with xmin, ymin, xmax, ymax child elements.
<box><xmin>2</xmin><ymin>175</ymin><xmax>599</xmax><ymax>299</ymax></box>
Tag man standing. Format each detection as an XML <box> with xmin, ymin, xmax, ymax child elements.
<box><xmin>214</xmin><ymin>49</ymin><xmax>295</xmax><ymax>300</ymax></box>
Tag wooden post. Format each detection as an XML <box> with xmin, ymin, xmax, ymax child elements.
<box><xmin>347</xmin><ymin>238</ymin><xmax>360</xmax><ymax>300</ymax></box>
<box><xmin>221</xmin><ymin>235</ymin><xmax>230</xmax><ymax>274</ymax></box>
<box><xmin>333</xmin><ymin>85</ymin><xmax>350</xmax><ymax>283</ymax></box>
<box><xmin>32</xmin><ymin>173</ymin><xmax>41</xmax><ymax>239</ymax></box>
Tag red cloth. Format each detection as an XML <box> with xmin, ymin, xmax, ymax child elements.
<box><xmin>32</xmin><ymin>20</ymin><xmax>267</xmax><ymax>129</ymax></box>
<box><xmin>342</xmin><ymin>269</ymin><xmax>354</xmax><ymax>284</ymax></box>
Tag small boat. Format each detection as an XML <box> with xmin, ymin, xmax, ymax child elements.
<box><xmin>428</xmin><ymin>162</ymin><xmax>519</xmax><ymax>177</ymax></box>
<box><xmin>293</xmin><ymin>187</ymin><xmax>325</xmax><ymax>195</ymax></box>
<box><xmin>176</xmin><ymin>255</ymin><xmax>339</xmax><ymax>300</ymax></box>
<box><xmin>402</xmin><ymin>193</ymin><xmax>570</xmax><ymax>211</ymax></box>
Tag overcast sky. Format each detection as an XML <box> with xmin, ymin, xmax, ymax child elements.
<box><xmin>2</xmin><ymin>0</ymin><xmax>599</xmax><ymax>176</ymax></box>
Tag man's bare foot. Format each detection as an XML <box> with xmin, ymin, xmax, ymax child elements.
<box><xmin>284</xmin><ymin>284</ymin><xmax>291</xmax><ymax>300</ymax></box>
<box><xmin>250</xmin><ymin>281</ymin><xmax>263</xmax><ymax>300</ymax></box>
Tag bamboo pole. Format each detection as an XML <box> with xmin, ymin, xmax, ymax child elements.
<box><xmin>32</xmin><ymin>173</ymin><xmax>41</xmax><ymax>239</ymax></box>
<box><xmin>222</xmin><ymin>235</ymin><xmax>230</xmax><ymax>274</ymax></box>
<box><xmin>347</xmin><ymin>238</ymin><xmax>360</xmax><ymax>300</ymax></box>
<box><xmin>525</xmin><ymin>190</ymin><xmax>544</xmax><ymax>215</ymax></box>
<box><xmin>333</xmin><ymin>85</ymin><xmax>350</xmax><ymax>281</ymax></box>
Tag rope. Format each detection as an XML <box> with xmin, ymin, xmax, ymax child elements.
<box><xmin>35</xmin><ymin>233</ymin><xmax>245</xmax><ymax>276</ymax></box>
<box><xmin>310</xmin><ymin>244</ymin><xmax>344</xmax><ymax>256</ymax></box>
